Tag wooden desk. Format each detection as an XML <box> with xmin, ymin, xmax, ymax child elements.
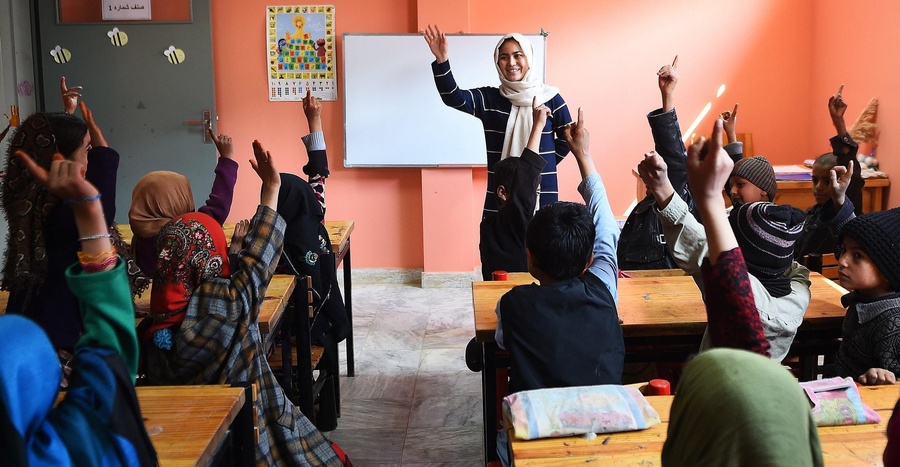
<box><xmin>473</xmin><ymin>272</ymin><xmax>849</xmax><ymax>464</ymax></box>
<box><xmin>507</xmin><ymin>384</ymin><xmax>899</xmax><ymax>466</ymax></box>
<box><xmin>631</xmin><ymin>168</ymin><xmax>890</xmax><ymax>213</ymax></box>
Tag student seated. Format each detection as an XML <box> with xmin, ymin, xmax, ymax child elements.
<box><xmin>618</xmin><ymin>56</ymin><xmax>700</xmax><ymax>271</ymax></box>
<box><xmin>662</xmin><ymin>119</ymin><xmax>823</xmax><ymax>467</ymax></box>
<box><xmin>1</xmin><ymin>150</ymin><xmax>158</xmax><ymax>465</ymax></box>
<box><xmin>139</xmin><ymin>141</ymin><xmax>347</xmax><ymax>465</ymax></box>
<box><xmin>795</xmin><ymin>85</ymin><xmax>866</xmax><ymax>260</ymax></box>
<box><xmin>638</xmin><ymin>118</ymin><xmax>809</xmax><ymax>363</ymax></box>
<box><xmin>816</xmin><ymin>199</ymin><xmax>900</xmax><ymax>384</ymax></box>
<box><xmin>494</xmin><ymin>108</ymin><xmax>623</xmax><ymax>465</ymax></box>
<box><xmin>479</xmin><ymin>97</ymin><xmax>548</xmax><ymax>281</ymax></box>
<box><xmin>128</xmin><ymin>125</ymin><xmax>237</xmax><ymax>277</ymax></box>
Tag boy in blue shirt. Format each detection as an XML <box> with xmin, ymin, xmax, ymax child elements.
<box><xmin>495</xmin><ymin>107</ymin><xmax>624</xmax><ymax>393</ymax></box>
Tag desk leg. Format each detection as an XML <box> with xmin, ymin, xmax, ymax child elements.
<box><xmin>281</xmin><ymin>296</ymin><xmax>295</xmax><ymax>404</ymax></box>
<box><xmin>482</xmin><ymin>342</ymin><xmax>498</xmax><ymax>465</ymax></box>
<box><xmin>343</xmin><ymin>241</ymin><xmax>355</xmax><ymax>377</ymax></box>
<box><xmin>230</xmin><ymin>383</ymin><xmax>256</xmax><ymax>466</ymax></box>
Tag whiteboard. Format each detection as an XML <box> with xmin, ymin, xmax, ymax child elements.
<box><xmin>342</xmin><ymin>33</ymin><xmax>546</xmax><ymax>167</ymax></box>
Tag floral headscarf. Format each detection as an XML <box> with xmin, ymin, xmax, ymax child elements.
<box><xmin>145</xmin><ymin>212</ymin><xmax>229</xmax><ymax>349</ymax></box>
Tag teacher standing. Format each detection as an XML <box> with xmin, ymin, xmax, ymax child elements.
<box><xmin>424</xmin><ymin>25</ymin><xmax>573</xmax><ymax>217</ymax></box>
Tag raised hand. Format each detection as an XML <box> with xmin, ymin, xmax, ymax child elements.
<box><xmin>686</xmin><ymin>118</ymin><xmax>734</xmax><ymax>204</ymax></box>
<box><xmin>829</xmin><ymin>160</ymin><xmax>854</xmax><ymax>208</ymax></box>
<box><xmin>60</xmin><ymin>77</ymin><xmax>83</xmax><ymax>115</ymax></box>
<box><xmin>228</xmin><ymin>219</ymin><xmax>250</xmax><ymax>254</ymax></box>
<box><xmin>828</xmin><ymin>84</ymin><xmax>849</xmax><ymax>135</ymax></box>
<box><xmin>302</xmin><ymin>88</ymin><xmax>322</xmax><ymax>133</ymax></box>
<box><xmin>79</xmin><ymin>101</ymin><xmax>108</xmax><ymax>148</ymax></box>
<box><xmin>637</xmin><ymin>150</ymin><xmax>674</xmax><ymax>205</ymax></box>
<box><xmin>720</xmin><ymin>103</ymin><xmax>739</xmax><ymax>144</ymax></box>
<box><xmin>659</xmin><ymin>56</ymin><xmax>678</xmax><ymax>112</ymax></box>
<box><xmin>563</xmin><ymin>107</ymin><xmax>590</xmax><ymax>158</ymax></box>
<box><xmin>423</xmin><ymin>24</ymin><xmax>449</xmax><ymax>63</ymax></box>
<box><xmin>15</xmin><ymin>150</ymin><xmax>97</xmax><ymax>201</ymax></box>
<box><xmin>251</xmin><ymin>140</ymin><xmax>281</xmax><ymax>209</ymax></box>
<box><xmin>532</xmin><ymin>96</ymin><xmax>550</xmax><ymax>126</ymax></box>
<box><xmin>207</xmin><ymin>124</ymin><xmax>234</xmax><ymax>160</ymax></box>
<box><xmin>4</xmin><ymin>105</ymin><xmax>19</xmax><ymax>127</ymax></box>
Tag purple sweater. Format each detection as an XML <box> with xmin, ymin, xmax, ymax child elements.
<box><xmin>133</xmin><ymin>157</ymin><xmax>238</xmax><ymax>275</ymax></box>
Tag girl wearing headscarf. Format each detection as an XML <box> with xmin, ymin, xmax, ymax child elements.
<box><xmin>424</xmin><ymin>25</ymin><xmax>572</xmax><ymax>217</ymax></box>
<box><xmin>128</xmin><ymin>127</ymin><xmax>238</xmax><ymax>276</ymax></box>
<box><xmin>140</xmin><ymin>141</ymin><xmax>344</xmax><ymax>466</ymax></box>
<box><xmin>661</xmin><ymin>119</ymin><xmax>822</xmax><ymax>466</ymax></box>
<box><xmin>275</xmin><ymin>90</ymin><xmax>349</xmax><ymax>370</ymax></box>
<box><xmin>1</xmin><ymin>78</ymin><xmax>121</xmax><ymax>382</ymax></box>
<box><xmin>1</xmin><ymin>149</ymin><xmax>157</xmax><ymax>466</ymax></box>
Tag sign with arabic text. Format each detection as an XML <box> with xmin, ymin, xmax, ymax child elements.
<box><xmin>102</xmin><ymin>0</ymin><xmax>151</xmax><ymax>20</ymax></box>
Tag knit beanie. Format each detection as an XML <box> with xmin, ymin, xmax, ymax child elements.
<box><xmin>732</xmin><ymin>156</ymin><xmax>777</xmax><ymax>201</ymax></box>
<box><xmin>729</xmin><ymin>202</ymin><xmax>804</xmax><ymax>277</ymax></box>
<box><xmin>837</xmin><ymin>207</ymin><xmax>900</xmax><ymax>291</ymax></box>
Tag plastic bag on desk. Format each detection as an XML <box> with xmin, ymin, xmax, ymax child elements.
<box><xmin>799</xmin><ymin>377</ymin><xmax>881</xmax><ymax>426</ymax></box>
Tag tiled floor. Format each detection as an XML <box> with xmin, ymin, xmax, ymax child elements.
<box><xmin>325</xmin><ymin>283</ymin><xmax>484</xmax><ymax>466</ymax></box>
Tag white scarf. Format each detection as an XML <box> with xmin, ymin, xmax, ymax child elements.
<box><xmin>494</xmin><ymin>33</ymin><xmax>560</xmax><ymax>160</ymax></box>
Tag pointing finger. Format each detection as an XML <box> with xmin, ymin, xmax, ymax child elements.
<box><xmin>836</xmin><ymin>84</ymin><xmax>844</xmax><ymax>98</ymax></box>
<box><xmin>672</xmin><ymin>55</ymin><xmax>679</xmax><ymax>68</ymax></box>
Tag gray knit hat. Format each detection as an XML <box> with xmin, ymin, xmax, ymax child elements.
<box><xmin>732</xmin><ymin>156</ymin><xmax>777</xmax><ymax>201</ymax></box>
<box><xmin>837</xmin><ymin>208</ymin><xmax>900</xmax><ymax>291</ymax></box>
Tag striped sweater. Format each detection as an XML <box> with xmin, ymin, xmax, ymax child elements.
<box><xmin>431</xmin><ymin>60</ymin><xmax>572</xmax><ymax>215</ymax></box>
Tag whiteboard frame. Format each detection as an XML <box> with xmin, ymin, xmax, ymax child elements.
<box><xmin>342</xmin><ymin>33</ymin><xmax>546</xmax><ymax>168</ymax></box>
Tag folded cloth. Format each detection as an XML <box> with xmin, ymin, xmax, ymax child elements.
<box><xmin>799</xmin><ymin>377</ymin><xmax>881</xmax><ymax>426</ymax></box>
<box><xmin>502</xmin><ymin>385</ymin><xmax>660</xmax><ymax>440</ymax></box>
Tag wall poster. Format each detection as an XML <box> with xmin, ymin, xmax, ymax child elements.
<box><xmin>267</xmin><ymin>5</ymin><xmax>336</xmax><ymax>101</ymax></box>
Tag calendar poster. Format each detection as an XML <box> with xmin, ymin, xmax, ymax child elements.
<box><xmin>267</xmin><ymin>5</ymin><xmax>336</xmax><ymax>101</ymax></box>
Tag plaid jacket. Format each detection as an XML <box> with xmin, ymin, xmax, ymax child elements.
<box><xmin>156</xmin><ymin>205</ymin><xmax>340</xmax><ymax>466</ymax></box>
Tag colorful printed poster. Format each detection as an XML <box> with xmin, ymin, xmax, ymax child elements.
<box><xmin>267</xmin><ymin>5</ymin><xmax>336</xmax><ymax>101</ymax></box>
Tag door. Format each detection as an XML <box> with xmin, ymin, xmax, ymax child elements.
<box><xmin>34</xmin><ymin>0</ymin><xmax>216</xmax><ymax>223</ymax></box>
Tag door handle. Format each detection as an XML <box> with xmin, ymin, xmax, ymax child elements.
<box><xmin>184</xmin><ymin>110</ymin><xmax>213</xmax><ymax>143</ymax></box>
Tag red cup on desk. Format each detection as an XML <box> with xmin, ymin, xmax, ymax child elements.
<box><xmin>647</xmin><ymin>378</ymin><xmax>671</xmax><ymax>396</ymax></box>
<box><xmin>492</xmin><ymin>270</ymin><xmax>508</xmax><ymax>281</ymax></box>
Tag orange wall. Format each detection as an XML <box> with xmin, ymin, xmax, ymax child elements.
<box><xmin>212</xmin><ymin>0</ymin><xmax>823</xmax><ymax>270</ymax></box>
<box><xmin>809</xmin><ymin>0</ymin><xmax>898</xmax><ymax>209</ymax></box>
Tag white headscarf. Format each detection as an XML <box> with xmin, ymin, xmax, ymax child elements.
<box><xmin>494</xmin><ymin>33</ymin><xmax>559</xmax><ymax>160</ymax></box>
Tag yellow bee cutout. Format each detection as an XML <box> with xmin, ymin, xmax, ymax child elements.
<box><xmin>164</xmin><ymin>45</ymin><xmax>186</xmax><ymax>65</ymax></box>
<box><xmin>107</xmin><ymin>28</ymin><xmax>128</xmax><ymax>47</ymax></box>
<box><xmin>50</xmin><ymin>45</ymin><xmax>71</xmax><ymax>64</ymax></box>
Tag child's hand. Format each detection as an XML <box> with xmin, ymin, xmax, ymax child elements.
<box><xmin>637</xmin><ymin>150</ymin><xmax>675</xmax><ymax>205</ymax></box>
<box><xmin>858</xmin><ymin>367</ymin><xmax>896</xmax><ymax>385</ymax></box>
<box><xmin>720</xmin><ymin>103</ymin><xmax>738</xmax><ymax>144</ymax></box>
<box><xmin>251</xmin><ymin>139</ymin><xmax>281</xmax><ymax>191</ymax></box>
<box><xmin>302</xmin><ymin>88</ymin><xmax>322</xmax><ymax>133</ymax></box>
<box><xmin>829</xmin><ymin>160</ymin><xmax>854</xmax><ymax>207</ymax></box>
<box><xmin>658</xmin><ymin>55</ymin><xmax>678</xmax><ymax>97</ymax></box>
<box><xmin>60</xmin><ymin>77</ymin><xmax>83</xmax><ymax>115</ymax></box>
<box><xmin>207</xmin><ymin>125</ymin><xmax>234</xmax><ymax>160</ymax></box>
<box><xmin>228</xmin><ymin>219</ymin><xmax>250</xmax><ymax>254</ymax></box>
<box><xmin>686</xmin><ymin>118</ymin><xmax>734</xmax><ymax>204</ymax></box>
<box><xmin>563</xmin><ymin>108</ymin><xmax>589</xmax><ymax>158</ymax></box>
<box><xmin>4</xmin><ymin>105</ymin><xmax>19</xmax><ymax>127</ymax></box>
<box><xmin>531</xmin><ymin>96</ymin><xmax>550</xmax><ymax>127</ymax></box>
<box><xmin>79</xmin><ymin>101</ymin><xmax>107</xmax><ymax>148</ymax></box>
<box><xmin>15</xmin><ymin>150</ymin><xmax>98</xmax><ymax>201</ymax></box>
<box><xmin>423</xmin><ymin>24</ymin><xmax>449</xmax><ymax>63</ymax></box>
<box><xmin>828</xmin><ymin>84</ymin><xmax>847</xmax><ymax>122</ymax></box>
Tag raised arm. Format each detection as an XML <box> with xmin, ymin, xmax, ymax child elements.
<box><xmin>199</xmin><ymin>125</ymin><xmax>238</xmax><ymax>224</ymax></box>
<box><xmin>565</xmin><ymin>108</ymin><xmax>619</xmax><ymax>299</ymax></box>
<box><xmin>828</xmin><ymin>84</ymin><xmax>864</xmax><ymax>215</ymax></box>
<box><xmin>0</xmin><ymin>105</ymin><xmax>18</xmax><ymax>142</ymax></box>
<box><xmin>686</xmin><ymin>119</ymin><xmax>769</xmax><ymax>357</ymax></box>
<box><xmin>300</xmin><ymin>88</ymin><xmax>329</xmax><ymax>211</ymax></box>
